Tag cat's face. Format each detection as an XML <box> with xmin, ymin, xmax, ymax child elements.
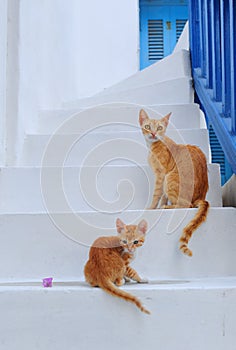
<box><xmin>116</xmin><ymin>218</ymin><xmax>148</xmax><ymax>253</ymax></box>
<box><xmin>139</xmin><ymin>109</ymin><xmax>171</xmax><ymax>144</ymax></box>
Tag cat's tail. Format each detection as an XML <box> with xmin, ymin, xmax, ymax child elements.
<box><xmin>100</xmin><ymin>279</ymin><xmax>150</xmax><ymax>315</ymax></box>
<box><xmin>179</xmin><ymin>200</ymin><xmax>209</xmax><ymax>257</ymax></box>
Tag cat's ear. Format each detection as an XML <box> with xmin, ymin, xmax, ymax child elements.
<box><xmin>161</xmin><ymin>112</ymin><xmax>172</xmax><ymax>127</ymax></box>
<box><xmin>116</xmin><ymin>218</ymin><xmax>125</xmax><ymax>234</ymax></box>
<box><xmin>138</xmin><ymin>219</ymin><xmax>148</xmax><ymax>235</ymax></box>
<box><xmin>139</xmin><ymin>109</ymin><xmax>149</xmax><ymax>125</ymax></box>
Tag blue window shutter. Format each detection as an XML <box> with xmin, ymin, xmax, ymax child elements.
<box><xmin>140</xmin><ymin>2</ymin><xmax>189</xmax><ymax>69</ymax></box>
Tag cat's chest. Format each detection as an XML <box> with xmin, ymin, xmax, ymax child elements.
<box><xmin>148</xmin><ymin>142</ymin><xmax>172</xmax><ymax>171</ymax></box>
<box><xmin>148</xmin><ymin>150</ymin><xmax>166</xmax><ymax>171</ymax></box>
<box><xmin>149</xmin><ymin>153</ymin><xmax>162</xmax><ymax>168</ymax></box>
<box><xmin>121</xmin><ymin>250</ymin><xmax>136</xmax><ymax>264</ymax></box>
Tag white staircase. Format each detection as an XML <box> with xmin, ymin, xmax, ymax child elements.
<box><xmin>1</xmin><ymin>29</ymin><xmax>236</xmax><ymax>350</ymax></box>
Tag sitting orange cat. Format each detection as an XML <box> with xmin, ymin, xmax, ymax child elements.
<box><xmin>139</xmin><ymin>109</ymin><xmax>209</xmax><ymax>257</ymax></box>
<box><xmin>84</xmin><ymin>218</ymin><xmax>150</xmax><ymax>314</ymax></box>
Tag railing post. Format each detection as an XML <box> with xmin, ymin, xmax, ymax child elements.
<box><xmin>199</xmin><ymin>0</ymin><xmax>206</xmax><ymax>77</ymax></box>
<box><xmin>229</xmin><ymin>0</ymin><xmax>236</xmax><ymax>134</ymax></box>
<box><xmin>204</xmin><ymin>0</ymin><xmax>212</xmax><ymax>88</ymax></box>
<box><xmin>189</xmin><ymin>0</ymin><xmax>200</xmax><ymax>69</ymax></box>
<box><xmin>211</xmin><ymin>0</ymin><xmax>222</xmax><ymax>102</ymax></box>
<box><xmin>220</xmin><ymin>0</ymin><xmax>231</xmax><ymax>117</ymax></box>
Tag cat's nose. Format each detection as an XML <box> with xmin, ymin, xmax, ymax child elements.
<box><xmin>151</xmin><ymin>133</ymin><xmax>156</xmax><ymax>138</ymax></box>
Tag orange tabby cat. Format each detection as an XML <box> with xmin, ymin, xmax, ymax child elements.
<box><xmin>84</xmin><ymin>218</ymin><xmax>150</xmax><ymax>314</ymax></box>
<box><xmin>139</xmin><ymin>109</ymin><xmax>209</xmax><ymax>257</ymax></box>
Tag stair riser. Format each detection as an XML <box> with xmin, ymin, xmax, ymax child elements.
<box><xmin>93</xmin><ymin>50</ymin><xmax>191</xmax><ymax>95</ymax></box>
<box><xmin>0</xmin><ymin>285</ymin><xmax>235</xmax><ymax>350</ymax></box>
<box><xmin>0</xmin><ymin>209</ymin><xmax>235</xmax><ymax>281</ymax></box>
<box><xmin>37</xmin><ymin>104</ymin><xmax>205</xmax><ymax>134</ymax></box>
<box><xmin>62</xmin><ymin>78</ymin><xmax>194</xmax><ymax>109</ymax></box>
<box><xmin>0</xmin><ymin>164</ymin><xmax>221</xmax><ymax>213</ymax></box>
<box><xmin>21</xmin><ymin>129</ymin><xmax>211</xmax><ymax>166</ymax></box>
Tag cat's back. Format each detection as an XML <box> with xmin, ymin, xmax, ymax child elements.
<box><xmin>85</xmin><ymin>236</ymin><xmax>124</xmax><ymax>284</ymax></box>
<box><xmin>184</xmin><ymin>144</ymin><xmax>208</xmax><ymax>198</ymax></box>
<box><xmin>88</xmin><ymin>236</ymin><xmax>122</xmax><ymax>259</ymax></box>
<box><xmin>91</xmin><ymin>236</ymin><xmax>120</xmax><ymax>249</ymax></box>
<box><xmin>186</xmin><ymin>144</ymin><xmax>208</xmax><ymax>170</ymax></box>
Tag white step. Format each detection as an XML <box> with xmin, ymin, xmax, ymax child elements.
<box><xmin>0</xmin><ymin>164</ymin><xmax>221</xmax><ymax>213</ymax></box>
<box><xmin>62</xmin><ymin>77</ymin><xmax>194</xmax><ymax>109</ymax></box>
<box><xmin>89</xmin><ymin>49</ymin><xmax>191</xmax><ymax>96</ymax></box>
<box><xmin>62</xmin><ymin>49</ymin><xmax>191</xmax><ymax>108</ymax></box>
<box><xmin>1</xmin><ymin>277</ymin><xmax>236</xmax><ymax>350</ymax></box>
<box><xmin>20</xmin><ymin>128</ymin><xmax>211</xmax><ymax>166</ymax></box>
<box><xmin>37</xmin><ymin>103</ymin><xmax>206</xmax><ymax>134</ymax></box>
<box><xmin>0</xmin><ymin>208</ymin><xmax>235</xmax><ymax>281</ymax></box>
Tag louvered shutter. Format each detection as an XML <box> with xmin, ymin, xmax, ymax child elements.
<box><xmin>209</xmin><ymin>124</ymin><xmax>232</xmax><ymax>184</ymax></box>
<box><xmin>176</xmin><ymin>19</ymin><xmax>187</xmax><ymax>42</ymax></box>
<box><xmin>148</xmin><ymin>19</ymin><xmax>164</xmax><ymax>61</ymax></box>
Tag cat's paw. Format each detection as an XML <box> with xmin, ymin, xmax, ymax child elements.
<box><xmin>138</xmin><ymin>277</ymin><xmax>149</xmax><ymax>284</ymax></box>
<box><xmin>115</xmin><ymin>278</ymin><xmax>125</xmax><ymax>286</ymax></box>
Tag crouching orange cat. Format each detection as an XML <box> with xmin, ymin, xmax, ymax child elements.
<box><xmin>139</xmin><ymin>109</ymin><xmax>209</xmax><ymax>257</ymax></box>
<box><xmin>84</xmin><ymin>218</ymin><xmax>150</xmax><ymax>314</ymax></box>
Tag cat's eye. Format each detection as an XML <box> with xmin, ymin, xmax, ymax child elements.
<box><xmin>157</xmin><ymin>125</ymin><xmax>163</xmax><ymax>131</ymax></box>
<box><xmin>144</xmin><ymin>125</ymin><xmax>151</xmax><ymax>130</ymax></box>
<box><xmin>122</xmin><ymin>240</ymin><xmax>127</xmax><ymax>244</ymax></box>
<box><xmin>133</xmin><ymin>240</ymin><xmax>139</xmax><ymax>244</ymax></box>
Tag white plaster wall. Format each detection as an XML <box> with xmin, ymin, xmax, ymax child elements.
<box><xmin>0</xmin><ymin>0</ymin><xmax>7</xmax><ymax>165</ymax></box>
<box><xmin>1</xmin><ymin>0</ymin><xmax>23</xmax><ymax>166</ymax></box>
<box><xmin>18</xmin><ymin>0</ymin><xmax>139</xmax><ymax>132</ymax></box>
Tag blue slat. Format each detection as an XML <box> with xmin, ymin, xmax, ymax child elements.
<box><xmin>220</xmin><ymin>0</ymin><xmax>231</xmax><ymax>117</ymax></box>
<box><xmin>229</xmin><ymin>0</ymin><xmax>236</xmax><ymax>134</ymax></box>
<box><xmin>189</xmin><ymin>0</ymin><xmax>236</xmax><ymax>176</ymax></box>
<box><xmin>193</xmin><ymin>69</ymin><xmax>236</xmax><ymax>174</ymax></box>
<box><xmin>199</xmin><ymin>0</ymin><xmax>206</xmax><ymax>77</ymax></box>
<box><xmin>211</xmin><ymin>0</ymin><xmax>222</xmax><ymax>101</ymax></box>
<box><xmin>188</xmin><ymin>0</ymin><xmax>200</xmax><ymax>69</ymax></box>
<box><xmin>204</xmin><ymin>0</ymin><xmax>212</xmax><ymax>88</ymax></box>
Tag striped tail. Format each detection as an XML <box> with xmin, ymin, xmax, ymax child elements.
<box><xmin>101</xmin><ymin>280</ymin><xmax>150</xmax><ymax>315</ymax></box>
<box><xmin>179</xmin><ymin>200</ymin><xmax>209</xmax><ymax>257</ymax></box>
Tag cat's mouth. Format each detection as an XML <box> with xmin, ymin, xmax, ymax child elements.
<box><xmin>148</xmin><ymin>135</ymin><xmax>159</xmax><ymax>141</ymax></box>
<box><xmin>123</xmin><ymin>247</ymin><xmax>135</xmax><ymax>254</ymax></box>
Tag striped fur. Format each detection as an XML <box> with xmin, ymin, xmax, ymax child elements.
<box><xmin>100</xmin><ymin>279</ymin><xmax>150</xmax><ymax>314</ymax></box>
<box><xmin>179</xmin><ymin>200</ymin><xmax>209</xmax><ymax>256</ymax></box>
<box><xmin>139</xmin><ymin>109</ymin><xmax>209</xmax><ymax>256</ymax></box>
<box><xmin>84</xmin><ymin>219</ymin><xmax>150</xmax><ymax>314</ymax></box>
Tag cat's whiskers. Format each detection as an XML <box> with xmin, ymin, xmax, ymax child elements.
<box><xmin>145</xmin><ymin>134</ymin><xmax>163</xmax><ymax>147</ymax></box>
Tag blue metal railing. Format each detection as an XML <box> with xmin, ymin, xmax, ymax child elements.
<box><xmin>189</xmin><ymin>0</ymin><xmax>236</xmax><ymax>174</ymax></box>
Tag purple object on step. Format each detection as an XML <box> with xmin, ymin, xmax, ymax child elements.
<box><xmin>42</xmin><ymin>277</ymin><xmax>53</xmax><ymax>287</ymax></box>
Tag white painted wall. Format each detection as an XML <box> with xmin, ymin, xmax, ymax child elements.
<box><xmin>18</xmin><ymin>0</ymin><xmax>140</xmax><ymax>132</ymax></box>
<box><xmin>1</xmin><ymin>0</ymin><xmax>24</xmax><ymax>166</ymax></box>
<box><xmin>0</xmin><ymin>0</ymin><xmax>7</xmax><ymax>165</ymax></box>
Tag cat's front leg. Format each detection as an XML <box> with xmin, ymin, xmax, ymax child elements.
<box><xmin>147</xmin><ymin>175</ymin><xmax>164</xmax><ymax>209</ymax></box>
<box><xmin>158</xmin><ymin>194</ymin><xmax>168</xmax><ymax>208</ymax></box>
<box><xmin>125</xmin><ymin>266</ymin><xmax>148</xmax><ymax>284</ymax></box>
